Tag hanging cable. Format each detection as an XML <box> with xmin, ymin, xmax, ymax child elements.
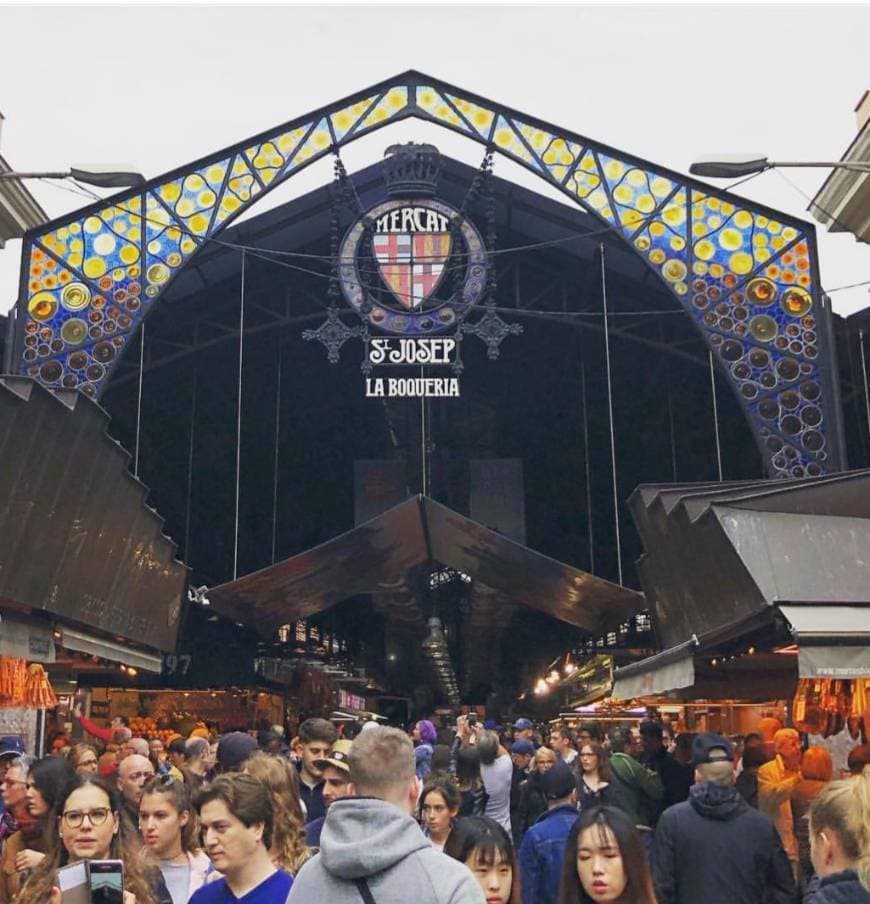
<box><xmin>233</xmin><ymin>249</ymin><xmax>246</xmax><ymax>581</ymax></box>
<box><xmin>600</xmin><ymin>244</ymin><xmax>623</xmax><ymax>586</ymax></box>
<box><xmin>183</xmin><ymin>371</ymin><xmax>198</xmax><ymax>560</ymax></box>
<box><xmin>134</xmin><ymin>320</ymin><xmax>145</xmax><ymax>478</ymax></box>
<box><xmin>271</xmin><ymin>347</ymin><xmax>282</xmax><ymax>565</ymax></box>
<box><xmin>667</xmin><ymin>391</ymin><xmax>678</xmax><ymax>483</ymax></box>
<box><xmin>420</xmin><ymin>364</ymin><xmax>428</xmax><ymax>496</ymax></box>
<box><xmin>709</xmin><ymin>350</ymin><xmax>724</xmax><ymax>481</ymax></box>
<box><xmin>860</xmin><ymin>330</ymin><xmax>870</xmax><ymax>445</ymax></box>
<box><xmin>581</xmin><ymin>360</ymin><xmax>595</xmax><ymax>574</ymax></box>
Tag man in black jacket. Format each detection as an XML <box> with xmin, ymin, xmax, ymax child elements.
<box><xmin>652</xmin><ymin>732</ymin><xmax>797</xmax><ymax>904</ymax></box>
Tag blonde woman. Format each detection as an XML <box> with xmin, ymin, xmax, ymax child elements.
<box><xmin>515</xmin><ymin>746</ymin><xmax>557</xmax><ymax>844</ymax></box>
<box><xmin>806</xmin><ymin>773</ymin><xmax>870</xmax><ymax>902</ymax></box>
<box><xmin>244</xmin><ymin>751</ymin><xmax>310</xmax><ymax>875</ymax></box>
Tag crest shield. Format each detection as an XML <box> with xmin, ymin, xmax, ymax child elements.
<box><xmin>373</xmin><ymin>231</ymin><xmax>452</xmax><ymax>311</ymax></box>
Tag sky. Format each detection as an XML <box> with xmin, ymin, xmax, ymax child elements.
<box><xmin>1</xmin><ymin>3</ymin><xmax>869</xmax><ymax>318</ymax></box>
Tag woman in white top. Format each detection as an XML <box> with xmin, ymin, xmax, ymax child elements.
<box><xmin>139</xmin><ymin>775</ymin><xmax>212</xmax><ymax>904</ymax></box>
<box><xmin>419</xmin><ymin>777</ymin><xmax>461</xmax><ymax>852</ymax></box>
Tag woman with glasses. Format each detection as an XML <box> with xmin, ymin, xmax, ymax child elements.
<box><xmin>69</xmin><ymin>744</ymin><xmax>100</xmax><ymax>776</ymax></box>
<box><xmin>17</xmin><ymin>773</ymin><xmax>156</xmax><ymax>904</ymax></box>
<box><xmin>140</xmin><ymin>775</ymin><xmax>212</xmax><ymax>903</ymax></box>
<box><xmin>514</xmin><ymin>746</ymin><xmax>556</xmax><ymax>844</ymax></box>
<box><xmin>576</xmin><ymin>742</ymin><xmax>619</xmax><ymax>812</ymax></box>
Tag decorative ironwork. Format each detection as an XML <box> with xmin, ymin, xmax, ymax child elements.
<box><xmin>302</xmin><ymin>305</ymin><xmax>363</xmax><ymax>364</ymax></box>
<box><xmin>383</xmin><ymin>143</ymin><xmax>441</xmax><ymax>197</ymax></box>
<box><xmin>461</xmin><ymin>305</ymin><xmax>523</xmax><ymax>360</ymax></box>
<box><xmin>12</xmin><ymin>71</ymin><xmax>842</xmax><ymax>476</ymax></box>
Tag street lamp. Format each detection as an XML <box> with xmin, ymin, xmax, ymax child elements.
<box><xmin>690</xmin><ymin>154</ymin><xmax>870</xmax><ymax>178</ymax></box>
<box><xmin>0</xmin><ymin>165</ymin><xmax>146</xmax><ymax>188</ymax></box>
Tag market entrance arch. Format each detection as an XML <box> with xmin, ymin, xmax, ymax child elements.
<box><xmin>12</xmin><ymin>71</ymin><xmax>844</xmax><ymax>478</ymax></box>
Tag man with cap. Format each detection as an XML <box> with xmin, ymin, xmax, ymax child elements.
<box><xmin>517</xmin><ymin>760</ymin><xmax>579</xmax><ymax>904</ymax></box>
<box><xmin>513</xmin><ymin>718</ymin><xmax>535</xmax><ymax>744</ymax></box>
<box><xmin>509</xmin><ymin>739</ymin><xmax>535</xmax><ymax>848</ymax></box>
<box><xmin>652</xmin><ymin>732</ymin><xmax>796</xmax><ymax>904</ymax></box>
<box><xmin>216</xmin><ymin>731</ymin><xmax>258</xmax><ymax>773</ymax></box>
<box><xmin>303</xmin><ymin>739</ymin><xmax>352</xmax><ymax>848</ymax></box>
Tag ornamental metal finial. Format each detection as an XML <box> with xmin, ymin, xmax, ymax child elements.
<box><xmin>383</xmin><ymin>143</ymin><xmax>441</xmax><ymax>197</ymax></box>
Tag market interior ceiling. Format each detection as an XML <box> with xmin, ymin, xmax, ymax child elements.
<box><xmin>93</xmin><ymin>153</ymin><xmax>765</xmax><ymax>695</ymax></box>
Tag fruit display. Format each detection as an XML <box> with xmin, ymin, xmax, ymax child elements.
<box><xmin>128</xmin><ymin>712</ymin><xmax>208</xmax><ymax>742</ymax></box>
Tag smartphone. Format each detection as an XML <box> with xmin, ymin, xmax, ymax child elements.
<box><xmin>57</xmin><ymin>861</ymin><xmax>88</xmax><ymax>904</ymax></box>
<box><xmin>88</xmin><ymin>860</ymin><xmax>124</xmax><ymax>904</ymax></box>
<box><xmin>467</xmin><ymin>713</ymin><xmax>478</xmax><ymax>726</ymax></box>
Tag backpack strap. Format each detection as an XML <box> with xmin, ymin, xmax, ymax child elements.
<box><xmin>354</xmin><ymin>878</ymin><xmax>377</xmax><ymax>904</ymax></box>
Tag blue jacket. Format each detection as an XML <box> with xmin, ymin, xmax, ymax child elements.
<box><xmin>518</xmin><ymin>803</ymin><xmax>578</xmax><ymax>904</ymax></box>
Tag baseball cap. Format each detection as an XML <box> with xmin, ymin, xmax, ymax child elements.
<box><xmin>217</xmin><ymin>732</ymin><xmax>258</xmax><ymax>770</ymax></box>
<box><xmin>0</xmin><ymin>737</ymin><xmax>24</xmax><ymax>758</ymax></box>
<box><xmin>511</xmin><ymin>739</ymin><xmax>535</xmax><ymax>756</ymax></box>
<box><xmin>692</xmin><ymin>732</ymin><xmax>735</xmax><ymax>766</ymax></box>
<box><xmin>314</xmin><ymin>739</ymin><xmax>353</xmax><ymax>775</ymax></box>
<box><xmin>540</xmin><ymin>761</ymin><xmax>576</xmax><ymax>800</ymax></box>
<box><xmin>513</xmin><ymin>718</ymin><xmax>534</xmax><ymax>731</ymax></box>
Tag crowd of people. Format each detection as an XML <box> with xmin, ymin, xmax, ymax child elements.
<box><xmin>0</xmin><ymin>709</ymin><xmax>867</xmax><ymax>902</ymax></box>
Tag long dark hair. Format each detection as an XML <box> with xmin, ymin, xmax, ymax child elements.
<box><xmin>456</xmin><ymin>744</ymin><xmax>483</xmax><ymax>792</ymax></box>
<box><xmin>17</xmin><ymin>774</ymin><xmax>156</xmax><ymax>904</ymax></box>
<box><xmin>444</xmin><ymin>816</ymin><xmax>521</xmax><ymax>904</ymax></box>
<box><xmin>558</xmin><ymin>806</ymin><xmax>656</xmax><ymax>904</ymax></box>
<box><xmin>577</xmin><ymin>741</ymin><xmax>613</xmax><ymax>783</ymax></box>
<box><xmin>27</xmin><ymin>755</ymin><xmax>75</xmax><ymax>817</ymax></box>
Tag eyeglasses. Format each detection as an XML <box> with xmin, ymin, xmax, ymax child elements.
<box><xmin>579</xmin><ymin>752</ymin><xmax>597</xmax><ymax>758</ymax></box>
<box><xmin>0</xmin><ymin>779</ymin><xmax>26</xmax><ymax>787</ymax></box>
<box><xmin>62</xmin><ymin>808</ymin><xmax>111</xmax><ymax>828</ymax></box>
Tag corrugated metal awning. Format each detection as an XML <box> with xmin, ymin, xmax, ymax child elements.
<box><xmin>779</xmin><ymin>604</ymin><xmax>870</xmax><ymax>678</ymax></box>
<box><xmin>208</xmin><ymin>496</ymin><xmax>645</xmax><ymax>637</ymax></box>
<box><xmin>0</xmin><ymin>377</ymin><xmax>187</xmax><ymax>652</ymax></box>
<box><xmin>611</xmin><ymin>639</ymin><xmax>696</xmax><ymax>699</ymax></box>
<box><xmin>61</xmin><ymin>628</ymin><xmax>163</xmax><ymax>673</ymax></box>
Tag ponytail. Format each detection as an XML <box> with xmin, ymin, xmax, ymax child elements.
<box><xmin>809</xmin><ymin>773</ymin><xmax>870</xmax><ymax>890</ymax></box>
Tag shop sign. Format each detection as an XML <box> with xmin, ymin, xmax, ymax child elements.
<box><xmin>304</xmin><ymin>144</ymin><xmax>521</xmax><ymax>397</ymax></box>
<box><xmin>339</xmin><ymin>689</ymin><xmax>366</xmax><ymax>712</ymax></box>
<box><xmin>162</xmin><ymin>654</ymin><xmax>192</xmax><ymax>677</ymax></box>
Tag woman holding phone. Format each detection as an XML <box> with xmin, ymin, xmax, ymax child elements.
<box><xmin>17</xmin><ymin>773</ymin><xmax>156</xmax><ymax>904</ymax></box>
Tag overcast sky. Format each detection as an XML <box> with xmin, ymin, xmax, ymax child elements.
<box><xmin>1</xmin><ymin>4</ymin><xmax>868</xmax><ymax>318</ymax></box>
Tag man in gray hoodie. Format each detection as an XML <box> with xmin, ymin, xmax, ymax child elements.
<box><xmin>288</xmin><ymin>726</ymin><xmax>485</xmax><ymax>904</ymax></box>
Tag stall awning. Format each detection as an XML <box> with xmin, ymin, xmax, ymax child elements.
<box><xmin>60</xmin><ymin>628</ymin><xmax>163</xmax><ymax>673</ymax></box>
<box><xmin>611</xmin><ymin>640</ymin><xmax>696</xmax><ymax>700</ymax></box>
<box><xmin>630</xmin><ymin>470</ymin><xmax>870</xmax><ymax>651</ymax></box>
<box><xmin>0</xmin><ymin>378</ymin><xmax>187</xmax><ymax>652</ymax></box>
<box><xmin>208</xmin><ymin>495</ymin><xmax>645</xmax><ymax>637</ymax></box>
<box><xmin>779</xmin><ymin>604</ymin><xmax>870</xmax><ymax>678</ymax></box>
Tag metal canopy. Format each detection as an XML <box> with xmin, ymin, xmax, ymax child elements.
<box><xmin>630</xmin><ymin>470</ymin><xmax>870</xmax><ymax>651</ymax></box>
<box><xmin>207</xmin><ymin>495</ymin><xmax>643</xmax><ymax>638</ymax></box>
<box><xmin>11</xmin><ymin>71</ymin><xmax>845</xmax><ymax>479</ymax></box>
